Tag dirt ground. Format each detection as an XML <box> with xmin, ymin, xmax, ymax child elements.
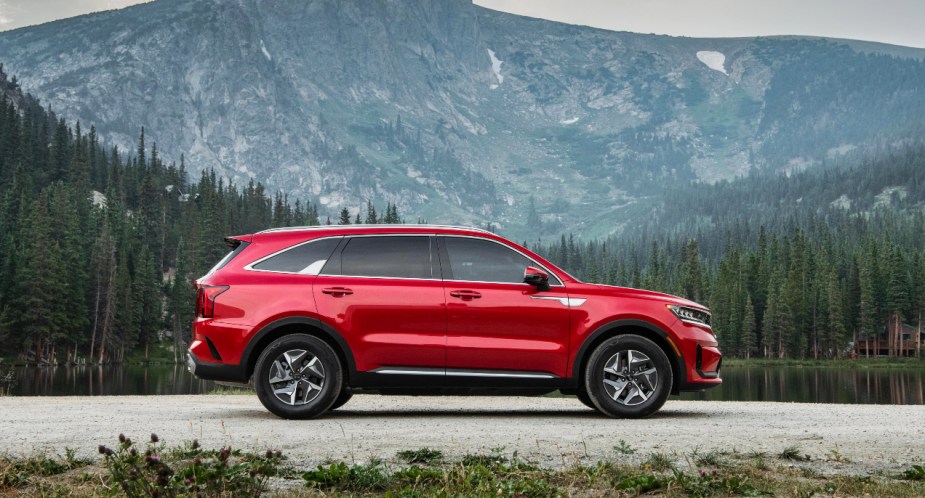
<box><xmin>2</xmin><ymin>395</ymin><xmax>923</xmax><ymax>473</ymax></box>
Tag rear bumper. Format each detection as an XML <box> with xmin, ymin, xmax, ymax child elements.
<box><xmin>187</xmin><ymin>351</ymin><xmax>248</xmax><ymax>383</ymax></box>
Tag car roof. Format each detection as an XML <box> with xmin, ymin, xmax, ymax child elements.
<box><xmin>245</xmin><ymin>225</ymin><xmax>497</xmax><ymax>245</ymax></box>
<box><xmin>257</xmin><ymin>224</ymin><xmax>493</xmax><ymax>235</ymax></box>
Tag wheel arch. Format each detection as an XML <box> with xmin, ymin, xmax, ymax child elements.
<box><xmin>573</xmin><ymin>319</ymin><xmax>685</xmax><ymax>395</ymax></box>
<box><xmin>242</xmin><ymin>316</ymin><xmax>356</xmax><ymax>383</ymax></box>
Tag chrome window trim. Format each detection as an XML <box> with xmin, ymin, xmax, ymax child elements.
<box><xmin>243</xmin><ymin>232</ymin><xmax>570</xmax><ymax>289</ymax></box>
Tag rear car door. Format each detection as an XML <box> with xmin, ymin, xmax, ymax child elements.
<box><xmin>438</xmin><ymin>236</ymin><xmax>571</xmax><ymax>377</ymax></box>
<box><xmin>313</xmin><ymin>235</ymin><xmax>446</xmax><ymax>372</ymax></box>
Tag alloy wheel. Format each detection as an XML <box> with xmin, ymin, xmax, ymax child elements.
<box><xmin>601</xmin><ymin>349</ymin><xmax>658</xmax><ymax>406</ymax></box>
<box><xmin>268</xmin><ymin>348</ymin><xmax>326</xmax><ymax>406</ymax></box>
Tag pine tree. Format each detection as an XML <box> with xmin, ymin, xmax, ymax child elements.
<box><xmin>89</xmin><ymin>218</ymin><xmax>116</xmax><ymax>363</ymax></box>
<box><xmin>365</xmin><ymin>200</ymin><xmax>377</xmax><ymax>224</ymax></box>
<box><xmin>742</xmin><ymin>295</ymin><xmax>757</xmax><ymax>359</ymax></box>
<box><xmin>825</xmin><ymin>269</ymin><xmax>846</xmax><ymax>358</ymax></box>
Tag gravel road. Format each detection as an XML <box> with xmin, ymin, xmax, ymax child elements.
<box><xmin>2</xmin><ymin>395</ymin><xmax>923</xmax><ymax>472</ymax></box>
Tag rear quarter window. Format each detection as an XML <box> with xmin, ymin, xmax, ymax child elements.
<box><xmin>250</xmin><ymin>237</ymin><xmax>342</xmax><ymax>274</ymax></box>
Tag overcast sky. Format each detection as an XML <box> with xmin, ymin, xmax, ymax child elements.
<box><xmin>1</xmin><ymin>0</ymin><xmax>924</xmax><ymax>49</ymax></box>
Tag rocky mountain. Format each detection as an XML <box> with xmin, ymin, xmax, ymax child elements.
<box><xmin>1</xmin><ymin>0</ymin><xmax>924</xmax><ymax>239</ymax></box>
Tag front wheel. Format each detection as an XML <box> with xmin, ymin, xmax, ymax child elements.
<box><xmin>576</xmin><ymin>389</ymin><xmax>596</xmax><ymax>410</ymax></box>
<box><xmin>583</xmin><ymin>335</ymin><xmax>672</xmax><ymax>418</ymax></box>
<box><xmin>254</xmin><ymin>334</ymin><xmax>343</xmax><ymax>419</ymax></box>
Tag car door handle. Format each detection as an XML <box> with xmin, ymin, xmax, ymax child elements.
<box><xmin>321</xmin><ymin>287</ymin><xmax>353</xmax><ymax>296</ymax></box>
<box><xmin>449</xmin><ymin>290</ymin><xmax>481</xmax><ymax>300</ymax></box>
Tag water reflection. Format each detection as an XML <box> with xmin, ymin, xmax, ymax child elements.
<box><xmin>681</xmin><ymin>366</ymin><xmax>925</xmax><ymax>404</ymax></box>
<box><xmin>11</xmin><ymin>363</ymin><xmax>216</xmax><ymax>396</ymax></box>
<box><xmin>8</xmin><ymin>364</ymin><xmax>925</xmax><ymax>404</ymax></box>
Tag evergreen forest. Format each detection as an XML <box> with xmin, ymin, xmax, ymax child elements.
<box><xmin>1</xmin><ymin>66</ymin><xmax>922</xmax><ymax>364</ymax></box>
<box><xmin>0</xmin><ymin>69</ymin><xmax>400</xmax><ymax>364</ymax></box>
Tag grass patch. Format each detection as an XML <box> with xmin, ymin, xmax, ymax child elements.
<box><xmin>902</xmin><ymin>464</ymin><xmax>925</xmax><ymax>481</ymax></box>
<box><xmin>5</xmin><ymin>444</ymin><xmax>925</xmax><ymax>497</ymax></box>
<box><xmin>779</xmin><ymin>445</ymin><xmax>811</xmax><ymax>462</ymax></box>
<box><xmin>693</xmin><ymin>448</ymin><xmax>731</xmax><ymax>468</ymax></box>
<box><xmin>395</xmin><ymin>448</ymin><xmax>443</xmax><ymax>465</ymax></box>
<box><xmin>99</xmin><ymin>433</ymin><xmax>287</xmax><ymax>497</ymax></box>
<box><xmin>645</xmin><ymin>451</ymin><xmax>675</xmax><ymax>471</ymax></box>
<box><xmin>122</xmin><ymin>341</ymin><xmax>178</xmax><ymax>364</ymax></box>
<box><xmin>0</xmin><ymin>449</ymin><xmax>91</xmax><ymax>489</ymax></box>
<box><xmin>722</xmin><ymin>357</ymin><xmax>925</xmax><ymax>369</ymax></box>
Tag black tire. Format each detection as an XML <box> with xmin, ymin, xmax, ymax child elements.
<box><xmin>254</xmin><ymin>334</ymin><xmax>343</xmax><ymax>419</ymax></box>
<box><xmin>576</xmin><ymin>389</ymin><xmax>596</xmax><ymax>410</ymax></box>
<box><xmin>329</xmin><ymin>388</ymin><xmax>353</xmax><ymax>410</ymax></box>
<box><xmin>583</xmin><ymin>335</ymin><xmax>672</xmax><ymax>418</ymax></box>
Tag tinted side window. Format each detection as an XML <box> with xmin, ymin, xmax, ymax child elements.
<box><xmin>335</xmin><ymin>236</ymin><xmax>432</xmax><ymax>279</ymax></box>
<box><xmin>251</xmin><ymin>237</ymin><xmax>341</xmax><ymax>274</ymax></box>
<box><xmin>443</xmin><ymin>237</ymin><xmax>557</xmax><ymax>284</ymax></box>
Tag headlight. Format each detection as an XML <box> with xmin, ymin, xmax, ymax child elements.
<box><xmin>668</xmin><ymin>305</ymin><xmax>712</xmax><ymax>328</ymax></box>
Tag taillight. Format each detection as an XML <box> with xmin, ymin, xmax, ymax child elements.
<box><xmin>196</xmin><ymin>285</ymin><xmax>229</xmax><ymax>318</ymax></box>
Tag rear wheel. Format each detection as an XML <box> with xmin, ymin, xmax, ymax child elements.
<box><xmin>254</xmin><ymin>334</ymin><xmax>343</xmax><ymax>419</ymax></box>
<box><xmin>583</xmin><ymin>335</ymin><xmax>672</xmax><ymax>418</ymax></box>
<box><xmin>329</xmin><ymin>388</ymin><xmax>353</xmax><ymax>410</ymax></box>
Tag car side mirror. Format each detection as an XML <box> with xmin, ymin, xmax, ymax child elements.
<box><xmin>523</xmin><ymin>266</ymin><xmax>550</xmax><ymax>291</ymax></box>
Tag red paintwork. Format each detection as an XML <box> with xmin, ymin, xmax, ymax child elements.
<box><xmin>313</xmin><ymin>275</ymin><xmax>446</xmax><ymax>370</ymax></box>
<box><xmin>445</xmin><ymin>281</ymin><xmax>569</xmax><ymax>375</ymax></box>
<box><xmin>192</xmin><ymin>225</ymin><xmax>722</xmax><ymax>389</ymax></box>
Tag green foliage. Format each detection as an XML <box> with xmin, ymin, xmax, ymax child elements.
<box><xmin>99</xmin><ymin>433</ymin><xmax>283</xmax><ymax>498</ymax></box>
<box><xmin>779</xmin><ymin>446</ymin><xmax>811</xmax><ymax>462</ymax></box>
<box><xmin>303</xmin><ymin>451</ymin><xmax>557</xmax><ymax>497</ymax></box>
<box><xmin>0</xmin><ymin>67</ymin><xmax>405</xmax><ymax>361</ymax></box>
<box><xmin>302</xmin><ymin>461</ymin><xmax>389</xmax><ymax>491</ymax></box>
<box><xmin>396</xmin><ymin>448</ymin><xmax>443</xmax><ymax>465</ymax></box>
<box><xmin>534</xmin><ymin>208</ymin><xmax>925</xmax><ymax>359</ymax></box>
<box><xmin>902</xmin><ymin>464</ymin><xmax>925</xmax><ymax>481</ymax></box>
<box><xmin>0</xmin><ymin>448</ymin><xmax>89</xmax><ymax>489</ymax></box>
<box><xmin>0</xmin><ymin>359</ymin><xmax>13</xmax><ymax>395</ymax></box>
<box><xmin>616</xmin><ymin>472</ymin><xmax>667</xmax><ymax>493</ymax></box>
<box><xmin>645</xmin><ymin>452</ymin><xmax>675</xmax><ymax>471</ymax></box>
<box><xmin>613</xmin><ymin>439</ymin><xmax>636</xmax><ymax>455</ymax></box>
<box><xmin>674</xmin><ymin>468</ymin><xmax>769</xmax><ymax>497</ymax></box>
<box><xmin>693</xmin><ymin>449</ymin><xmax>730</xmax><ymax>468</ymax></box>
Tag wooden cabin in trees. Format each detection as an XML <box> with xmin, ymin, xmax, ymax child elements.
<box><xmin>855</xmin><ymin>321</ymin><xmax>923</xmax><ymax>357</ymax></box>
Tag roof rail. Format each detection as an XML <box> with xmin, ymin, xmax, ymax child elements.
<box><xmin>255</xmin><ymin>224</ymin><xmax>493</xmax><ymax>235</ymax></box>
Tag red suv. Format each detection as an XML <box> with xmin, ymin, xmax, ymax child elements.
<box><xmin>189</xmin><ymin>225</ymin><xmax>721</xmax><ymax>419</ymax></box>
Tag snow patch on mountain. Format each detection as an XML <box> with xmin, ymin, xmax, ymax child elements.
<box><xmin>696</xmin><ymin>51</ymin><xmax>727</xmax><ymax>74</ymax></box>
<box><xmin>487</xmin><ymin>49</ymin><xmax>503</xmax><ymax>89</ymax></box>
<box><xmin>831</xmin><ymin>194</ymin><xmax>851</xmax><ymax>210</ymax></box>
<box><xmin>875</xmin><ymin>186</ymin><xmax>908</xmax><ymax>208</ymax></box>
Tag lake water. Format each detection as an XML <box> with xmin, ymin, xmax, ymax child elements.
<box><xmin>4</xmin><ymin>364</ymin><xmax>925</xmax><ymax>404</ymax></box>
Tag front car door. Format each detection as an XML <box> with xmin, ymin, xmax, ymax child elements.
<box><xmin>438</xmin><ymin>236</ymin><xmax>571</xmax><ymax>377</ymax></box>
<box><xmin>313</xmin><ymin>235</ymin><xmax>446</xmax><ymax>372</ymax></box>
